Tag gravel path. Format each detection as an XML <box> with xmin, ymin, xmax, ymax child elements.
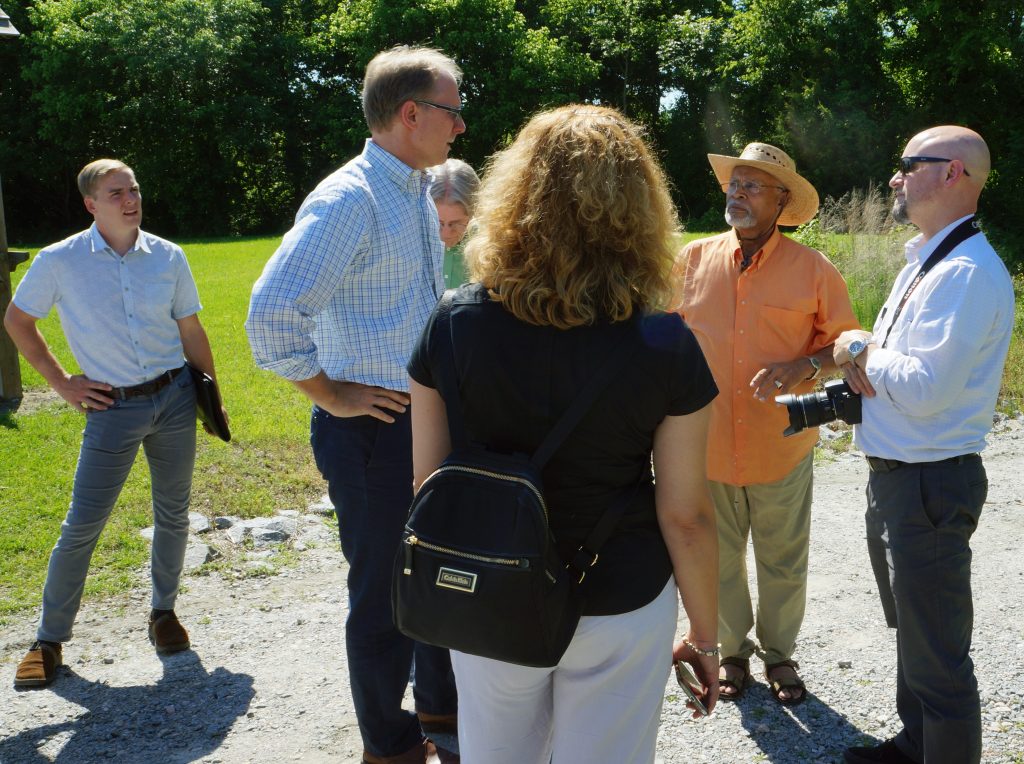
<box><xmin>2</xmin><ymin>419</ymin><xmax>1022</xmax><ymax>764</ymax></box>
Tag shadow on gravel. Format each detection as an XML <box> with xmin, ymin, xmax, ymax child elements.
<box><xmin>1</xmin><ymin>651</ymin><xmax>254</xmax><ymax>762</ymax></box>
<box><xmin>732</xmin><ymin>684</ymin><xmax>866</xmax><ymax>761</ymax></box>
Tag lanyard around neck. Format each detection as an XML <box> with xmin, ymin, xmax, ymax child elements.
<box><xmin>880</xmin><ymin>216</ymin><xmax>980</xmax><ymax>348</ymax></box>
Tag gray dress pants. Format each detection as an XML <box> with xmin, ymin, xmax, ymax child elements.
<box><xmin>865</xmin><ymin>455</ymin><xmax>987</xmax><ymax>764</ymax></box>
<box><xmin>37</xmin><ymin>371</ymin><xmax>197</xmax><ymax>643</ymax></box>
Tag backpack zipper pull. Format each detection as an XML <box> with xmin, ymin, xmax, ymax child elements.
<box><xmin>403</xmin><ymin>535</ymin><xmax>417</xmax><ymax>575</ymax></box>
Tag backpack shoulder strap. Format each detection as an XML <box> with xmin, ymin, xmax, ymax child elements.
<box><xmin>432</xmin><ymin>289</ymin><xmax>469</xmax><ymax>449</ymax></box>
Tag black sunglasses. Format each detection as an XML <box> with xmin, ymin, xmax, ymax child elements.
<box><xmin>898</xmin><ymin>156</ymin><xmax>970</xmax><ymax>177</ymax></box>
<box><xmin>414</xmin><ymin>99</ymin><xmax>464</xmax><ymax>120</ymax></box>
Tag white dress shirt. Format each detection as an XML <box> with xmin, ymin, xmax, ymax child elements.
<box><xmin>855</xmin><ymin>215</ymin><xmax>1015</xmax><ymax>462</ymax></box>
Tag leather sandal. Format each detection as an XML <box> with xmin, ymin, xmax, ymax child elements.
<box><xmin>765</xmin><ymin>658</ymin><xmax>807</xmax><ymax>706</ymax></box>
<box><xmin>718</xmin><ymin>656</ymin><xmax>752</xmax><ymax>701</ymax></box>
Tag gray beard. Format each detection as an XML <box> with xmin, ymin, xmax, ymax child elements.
<box><xmin>725</xmin><ymin>208</ymin><xmax>756</xmax><ymax>229</ymax></box>
<box><xmin>892</xmin><ymin>198</ymin><xmax>910</xmax><ymax>225</ymax></box>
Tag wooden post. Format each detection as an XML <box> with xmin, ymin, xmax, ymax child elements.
<box><xmin>1</xmin><ymin>6</ymin><xmax>25</xmax><ymax>407</ymax></box>
<box><xmin>1</xmin><ymin>174</ymin><xmax>28</xmax><ymax>404</ymax></box>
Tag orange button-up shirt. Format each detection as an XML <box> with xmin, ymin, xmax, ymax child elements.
<box><xmin>676</xmin><ymin>229</ymin><xmax>859</xmax><ymax>486</ymax></box>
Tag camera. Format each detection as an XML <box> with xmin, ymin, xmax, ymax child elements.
<box><xmin>775</xmin><ymin>379</ymin><xmax>862</xmax><ymax>437</ymax></box>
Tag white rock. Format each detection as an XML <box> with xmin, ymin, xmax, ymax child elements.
<box><xmin>183</xmin><ymin>542</ymin><xmax>215</xmax><ymax>571</ymax></box>
<box><xmin>307</xmin><ymin>494</ymin><xmax>335</xmax><ymax>515</ymax></box>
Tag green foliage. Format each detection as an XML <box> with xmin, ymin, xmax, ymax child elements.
<box><xmin>322</xmin><ymin>0</ymin><xmax>598</xmax><ymax>166</ymax></box>
<box><xmin>22</xmin><ymin>0</ymin><xmax>276</xmax><ymax>235</ymax></box>
<box><xmin>1000</xmin><ymin>273</ymin><xmax>1024</xmax><ymax>414</ymax></box>
<box><xmin>1</xmin><ymin>0</ymin><xmax>1022</xmax><ymax>273</ymax></box>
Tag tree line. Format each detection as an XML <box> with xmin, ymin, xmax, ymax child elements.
<box><xmin>1</xmin><ymin>0</ymin><xmax>1021</xmax><ymax>267</ymax></box>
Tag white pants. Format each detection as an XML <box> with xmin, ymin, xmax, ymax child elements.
<box><xmin>452</xmin><ymin>578</ymin><xmax>678</xmax><ymax>764</ymax></box>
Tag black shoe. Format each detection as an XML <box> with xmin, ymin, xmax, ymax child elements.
<box><xmin>844</xmin><ymin>739</ymin><xmax>918</xmax><ymax>764</ymax></box>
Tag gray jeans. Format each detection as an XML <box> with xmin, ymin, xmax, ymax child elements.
<box><xmin>866</xmin><ymin>455</ymin><xmax>987</xmax><ymax>764</ymax></box>
<box><xmin>37</xmin><ymin>370</ymin><xmax>197</xmax><ymax>643</ymax></box>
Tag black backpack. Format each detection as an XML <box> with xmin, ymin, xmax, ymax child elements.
<box><xmin>392</xmin><ymin>292</ymin><xmax>638</xmax><ymax>667</ymax></box>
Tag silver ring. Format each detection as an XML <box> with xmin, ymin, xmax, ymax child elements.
<box><xmin>81</xmin><ymin>401</ymin><xmax>89</xmax><ymax>410</ymax></box>
<box><xmin>774</xmin><ymin>380</ymin><xmax>783</xmax><ymax>389</ymax></box>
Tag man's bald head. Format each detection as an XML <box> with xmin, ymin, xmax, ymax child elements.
<box><xmin>891</xmin><ymin>126</ymin><xmax>990</xmax><ymax>237</ymax></box>
<box><xmin>907</xmin><ymin>125</ymin><xmax>990</xmax><ymax>189</ymax></box>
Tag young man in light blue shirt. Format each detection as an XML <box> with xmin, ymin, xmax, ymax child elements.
<box><xmin>5</xmin><ymin>159</ymin><xmax>224</xmax><ymax>688</ymax></box>
<box><xmin>246</xmin><ymin>46</ymin><xmax>465</xmax><ymax>764</ymax></box>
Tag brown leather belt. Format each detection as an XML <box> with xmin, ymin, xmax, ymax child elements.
<box><xmin>113</xmin><ymin>365</ymin><xmax>186</xmax><ymax>400</ymax></box>
<box><xmin>865</xmin><ymin>453</ymin><xmax>980</xmax><ymax>473</ymax></box>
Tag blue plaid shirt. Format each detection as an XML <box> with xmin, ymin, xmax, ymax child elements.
<box><xmin>246</xmin><ymin>140</ymin><xmax>445</xmax><ymax>391</ymax></box>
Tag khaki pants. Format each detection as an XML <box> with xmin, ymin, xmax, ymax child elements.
<box><xmin>710</xmin><ymin>452</ymin><xmax>813</xmax><ymax>664</ymax></box>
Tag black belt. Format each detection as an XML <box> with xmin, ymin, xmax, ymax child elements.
<box><xmin>866</xmin><ymin>453</ymin><xmax>981</xmax><ymax>473</ymax></box>
<box><xmin>113</xmin><ymin>365</ymin><xmax>186</xmax><ymax>400</ymax></box>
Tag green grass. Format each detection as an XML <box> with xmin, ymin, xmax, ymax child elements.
<box><xmin>1</xmin><ymin>231</ymin><xmax>1022</xmax><ymax>620</ymax></box>
<box><xmin>0</xmin><ymin>236</ymin><xmax>324</xmax><ymax>620</ymax></box>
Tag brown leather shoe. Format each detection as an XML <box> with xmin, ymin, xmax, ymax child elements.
<box><xmin>14</xmin><ymin>641</ymin><xmax>63</xmax><ymax>687</ymax></box>
<box><xmin>362</xmin><ymin>740</ymin><xmax>427</xmax><ymax>764</ymax></box>
<box><xmin>148</xmin><ymin>612</ymin><xmax>190</xmax><ymax>654</ymax></box>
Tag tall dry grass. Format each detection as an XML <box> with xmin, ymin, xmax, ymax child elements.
<box><xmin>794</xmin><ymin>184</ymin><xmax>907</xmax><ymax>328</ymax></box>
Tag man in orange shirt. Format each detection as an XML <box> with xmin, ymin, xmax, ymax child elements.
<box><xmin>676</xmin><ymin>144</ymin><xmax>859</xmax><ymax>705</ymax></box>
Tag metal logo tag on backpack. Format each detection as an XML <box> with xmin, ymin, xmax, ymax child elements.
<box><xmin>436</xmin><ymin>568</ymin><xmax>477</xmax><ymax>593</ymax></box>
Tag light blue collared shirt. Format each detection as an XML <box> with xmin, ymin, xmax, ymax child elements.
<box><xmin>245</xmin><ymin>139</ymin><xmax>445</xmax><ymax>391</ymax></box>
<box><xmin>855</xmin><ymin>216</ymin><xmax>1015</xmax><ymax>461</ymax></box>
<box><xmin>13</xmin><ymin>224</ymin><xmax>201</xmax><ymax>387</ymax></box>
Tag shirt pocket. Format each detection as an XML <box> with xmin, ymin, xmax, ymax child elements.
<box><xmin>757</xmin><ymin>304</ymin><xmax>814</xmax><ymax>360</ymax></box>
<box><xmin>142</xmin><ymin>278</ymin><xmax>176</xmax><ymax>308</ymax></box>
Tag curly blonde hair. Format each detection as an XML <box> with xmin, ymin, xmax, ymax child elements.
<box><xmin>465</xmin><ymin>105</ymin><xmax>680</xmax><ymax>328</ymax></box>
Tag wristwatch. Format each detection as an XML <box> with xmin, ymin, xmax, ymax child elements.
<box><xmin>805</xmin><ymin>356</ymin><xmax>822</xmax><ymax>381</ymax></box>
<box><xmin>848</xmin><ymin>339</ymin><xmax>868</xmax><ymax>364</ymax></box>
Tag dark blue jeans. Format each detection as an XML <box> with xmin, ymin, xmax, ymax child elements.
<box><xmin>311</xmin><ymin>406</ymin><xmax>457</xmax><ymax>759</ymax></box>
<box><xmin>866</xmin><ymin>456</ymin><xmax>987</xmax><ymax>764</ymax></box>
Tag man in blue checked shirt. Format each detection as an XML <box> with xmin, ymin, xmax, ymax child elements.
<box><xmin>6</xmin><ymin>159</ymin><xmax>225</xmax><ymax>688</ymax></box>
<box><xmin>246</xmin><ymin>46</ymin><xmax>465</xmax><ymax>764</ymax></box>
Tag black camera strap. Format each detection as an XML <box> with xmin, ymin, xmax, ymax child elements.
<box><xmin>879</xmin><ymin>216</ymin><xmax>980</xmax><ymax>349</ymax></box>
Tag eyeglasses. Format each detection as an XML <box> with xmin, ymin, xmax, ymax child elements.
<box><xmin>897</xmin><ymin>156</ymin><xmax>970</xmax><ymax>177</ymax></box>
<box><xmin>414</xmin><ymin>99</ymin><xmax>465</xmax><ymax>122</ymax></box>
<box><xmin>721</xmin><ymin>180</ymin><xmax>788</xmax><ymax>196</ymax></box>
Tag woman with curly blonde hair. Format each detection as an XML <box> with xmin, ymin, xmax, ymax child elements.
<box><xmin>408</xmin><ymin>105</ymin><xmax>720</xmax><ymax>763</ymax></box>
<box><xmin>465</xmin><ymin>105</ymin><xmax>678</xmax><ymax>327</ymax></box>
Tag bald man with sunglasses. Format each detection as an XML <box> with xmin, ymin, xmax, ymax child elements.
<box><xmin>836</xmin><ymin>127</ymin><xmax>1014</xmax><ymax>764</ymax></box>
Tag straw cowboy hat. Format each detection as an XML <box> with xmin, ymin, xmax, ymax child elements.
<box><xmin>708</xmin><ymin>143</ymin><xmax>819</xmax><ymax>227</ymax></box>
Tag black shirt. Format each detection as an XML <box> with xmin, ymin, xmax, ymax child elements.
<box><xmin>408</xmin><ymin>284</ymin><xmax>718</xmax><ymax>615</ymax></box>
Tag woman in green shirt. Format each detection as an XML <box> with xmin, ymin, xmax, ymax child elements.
<box><xmin>429</xmin><ymin>158</ymin><xmax>480</xmax><ymax>289</ymax></box>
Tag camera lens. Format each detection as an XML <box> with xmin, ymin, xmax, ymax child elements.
<box><xmin>776</xmin><ymin>390</ymin><xmax>836</xmax><ymax>434</ymax></box>
<box><xmin>775</xmin><ymin>380</ymin><xmax>861</xmax><ymax>437</ymax></box>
